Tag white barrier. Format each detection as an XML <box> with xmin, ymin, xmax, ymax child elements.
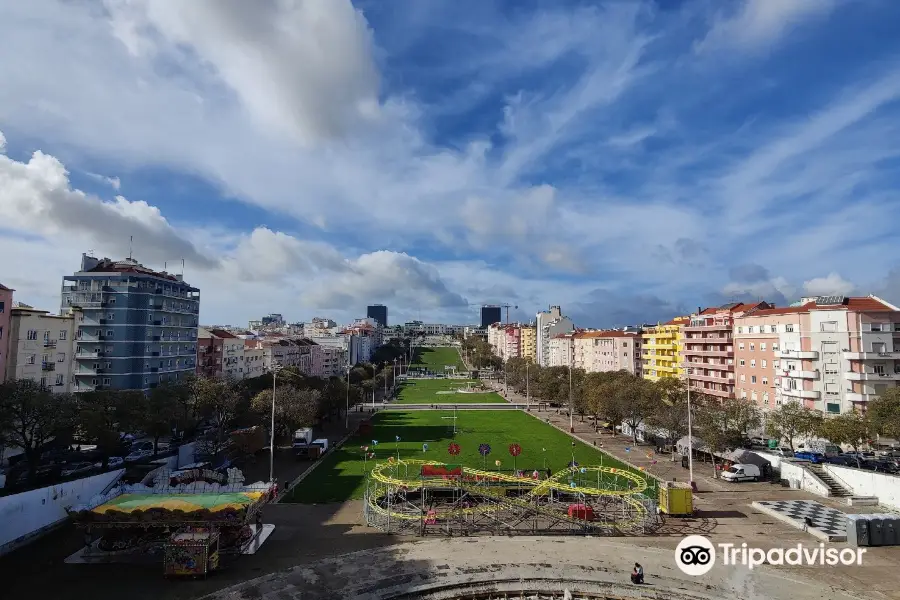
<box><xmin>824</xmin><ymin>464</ymin><xmax>900</xmax><ymax>510</ymax></box>
<box><xmin>780</xmin><ymin>461</ymin><xmax>831</xmax><ymax>497</ymax></box>
<box><xmin>0</xmin><ymin>469</ymin><xmax>124</xmax><ymax>556</ymax></box>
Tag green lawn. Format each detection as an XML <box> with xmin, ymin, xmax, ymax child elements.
<box><xmin>394</xmin><ymin>378</ymin><xmax>507</xmax><ymax>404</ymax></box>
<box><xmin>284</xmin><ymin>410</ymin><xmax>656</xmax><ymax>504</ymax></box>
<box><xmin>410</xmin><ymin>346</ymin><xmax>466</xmax><ymax>372</ymax></box>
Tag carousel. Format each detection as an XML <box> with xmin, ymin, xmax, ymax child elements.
<box><xmin>65</xmin><ymin>466</ymin><xmax>275</xmax><ymax>576</ymax></box>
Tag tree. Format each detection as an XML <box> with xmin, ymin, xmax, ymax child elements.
<box><xmin>191</xmin><ymin>376</ymin><xmax>243</xmax><ymax>460</ymax></box>
<box><xmin>615</xmin><ymin>375</ymin><xmax>661</xmax><ymax>444</ymax></box>
<box><xmin>251</xmin><ymin>386</ymin><xmax>321</xmax><ymax>440</ymax></box>
<box><xmin>765</xmin><ymin>402</ymin><xmax>823</xmax><ymax>451</ymax></box>
<box><xmin>77</xmin><ymin>389</ymin><xmax>144</xmax><ymax>466</ymax></box>
<box><xmin>819</xmin><ymin>412</ymin><xmax>870</xmax><ymax>467</ymax></box>
<box><xmin>646</xmin><ymin>378</ymin><xmax>690</xmax><ymax>454</ymax></box>
<box><xmin>0</xmin><ymin>380</ymin><xmax>76</xmax><ymax>482</ymax></box>
<box><xmin>142</xmin><ymin>383</ymin><xmax>180</xmax><ymax>454</ymax></box>
<box><xmin>694</xmin><ymin>397</ymin><xmax>761</xmax><ymax>476</ymax></box>
<box><xmin>867</xmin><ymin>388</ymin><xmax>900</xmax><ymax>440</ymax></box>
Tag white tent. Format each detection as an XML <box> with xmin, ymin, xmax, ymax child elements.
<box><xmin>676</xmin><ymin>435</ymin><xmax>709</xmax><ymax>455</ymax></box>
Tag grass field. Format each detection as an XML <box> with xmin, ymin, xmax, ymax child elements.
<box><xmin>285</xmin><ymin>410</ymin><xmax>656</xmax><ymax>504</ymax></box>
<box><xmin>394</xmin><ymin>378</ymin><xmax>507</xmax><ymax>404</ymax></box>
<box><xmin>410</xmin><ymin>346</ymin><xmax>466</xmax><ymax>372</ymax></box>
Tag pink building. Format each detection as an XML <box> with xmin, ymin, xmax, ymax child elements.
<box><xmin>683</xmin><ymin>302</ymin><xmax>771</xmax><ymax>400</ymax></box>
<box><xmin>504</xmin><ymin>325</ymin><xmax>521</xmax><ymax>360</ymax></box>
<box><xmin>0</xmin><ymin>283</ymin><xmax>13</xmax><ymax>383</ymax></box>
<box><xmin>735</xmin><ymin>295</ymin><xmax>900</xmax><ymax>414</ymax></box>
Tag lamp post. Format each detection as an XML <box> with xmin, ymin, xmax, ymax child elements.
<box><xmin>269</xmin><ymin>362</ymin><xmax>283</xmax><ymax>484</ymax></box>
<box><xmin>687</xmin><ymin>376</ymin><xmax>694</xmax><ymax>487</ymax></box>
<box><xmin>525</xmin><ymin>361</ymin><xmax>530</xmax><ymax>409</ymax></box>
<box><xmin>568</xmin><ymin>342</ymin><xmax>574</xmax><ymax>433</ymax></box>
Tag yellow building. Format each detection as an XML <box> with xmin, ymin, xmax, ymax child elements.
<box><xmin>520</xmin><ymin>325</ymin><xmax>537</xmax><ymax>362</ymax></box>
<box><xmin>641</xmin><ymin>316</ymin><xmax>688</xmax><ymax>381</ymax></box>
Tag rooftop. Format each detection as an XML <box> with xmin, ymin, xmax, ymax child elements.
<box><xmin>0</xmin><ymin>282</ymin><xmax>13</xmax><ymax>292</ymax></box>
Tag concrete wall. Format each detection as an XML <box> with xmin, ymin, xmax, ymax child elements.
<box><xmin>753</xmin><ymin>450</ymin><xmax>784</xmax><ymax>470</ymax></box>
<box><xmin>177</xmin><ymin>441</ymin><xmax>197</xmax><ymax>468</ymax></box>
<box><xmin>0</xmin><ymin>469</ymin><xmax>123</xmax><ymax>555</ymax></box>
<box><xmin>780</xmin><ymin>461</ymin><xmax>831</xmax><ymax>497</ymax></box>
<box><xmin>824</xmin><ymin>464</ymin><xmax>900</xmax><ymax>509</ymax></box>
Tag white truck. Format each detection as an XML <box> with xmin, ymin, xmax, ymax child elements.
<box><xmin>292</xmin><ymin>429</ymin><xmax>328</xmax><ymax>459</ymax></box>
<box><xmin>721</xmin><ymin>463</ymin><xmax>761</xmax><ymax>482</ymax></box>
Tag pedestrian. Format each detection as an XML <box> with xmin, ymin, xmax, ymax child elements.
<box><xmin>630</xmin><ymin>562</ymin><xmax>644</xmax><ymax>584</ymax></box>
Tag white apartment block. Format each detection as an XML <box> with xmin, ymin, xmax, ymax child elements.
<box><xmin>548</xmin><ymin>333</ymin><xmax>576</xmax><ymax>367</ymax></box>
<box><xmin>573</xmin><ymin>330</ymin><xmax>642</xmax><ymax>375</ymax></box>
<box><xmin>5</xmin><ymin>306</ymin><xmax>81</xmax><ymax>393</ymax></box>
<box><xmin>243</xmin><ymin>340</ymin><xmax>267</xmax><ymax>379</ymax></box>
<box><xmin>536</xmin><ymin>306</ymin><xmax>574</xmax><ymax>367</ymax></box>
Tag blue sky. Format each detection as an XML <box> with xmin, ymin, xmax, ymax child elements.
<box><xmin>1</xmin><ymin>0</ymin><xmax>900</xmax><ymax>327</ymax></box>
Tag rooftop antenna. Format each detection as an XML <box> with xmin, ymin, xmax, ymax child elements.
<box><xmin>181</xmin><ymin>258</ymin><xmax>185</xmax><ymax>277</ymax></box>
<box><xmin>128</xmin><ymin>235</ymin><xmax>133</xmax><ymax>261</ymax></box>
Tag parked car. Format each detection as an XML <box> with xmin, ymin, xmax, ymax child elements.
<box><xmin>125</xmin><ymin>448</ymin><xmax>152</xmax><ymax>463</ymax></box>
<box><xmin>793</xmin><ymin>450</ymin><xmax>826</xmax><ymax>464</ymax></box>
<box><xmin>721</xmin><ymin>464</ymin><xmax>761</xmax><ymax>482</ymax></box>
<box><xmin>61</xmin><ymin>462</ymin><xmax>96</xmax><ymax>477</ymax></box>
<box><xmin>772</xmin><ymin>447</ymin><xmax>794</xmax><ymax>458</ymax></box>
<box><xmin>749</xmin><ymin>437</ymin><xmax>767</xmax><ymax>447</ymax></box>
<box><xmin>826</xmin><ymin>455</ymin><xmax>857</xmax><ymax>467</ymax></box>
<box><xmin>95</xmin><ymin>456</ymin><xmax>125</xmax><ymax>469</ymax></box>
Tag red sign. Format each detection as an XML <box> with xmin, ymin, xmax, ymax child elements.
<box><xmin>508</xmin><ymin>444</ymin><xmax>522</xmax><ymax>457</ymax></box>
<box><xmin>421</xmin><ymin>464</ymin><xmax>463</xmax><ymax>478</ymax></box>
<box><xmin>448</xmin><ymin>442</ymin><xmax>461</xmax><ymax>456</ymax></box>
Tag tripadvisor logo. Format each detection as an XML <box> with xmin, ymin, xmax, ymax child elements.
<box><xmin>675</xmin><ymin>535</ymin><xmax>865</xmax><ymax>575</ymax></box>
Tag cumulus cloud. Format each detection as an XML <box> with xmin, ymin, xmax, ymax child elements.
<box><xmin>803</xmin><ymin>272</ymin><xmax>856</xmax><ymax>297</ymax></box>
<box><xmin>86</xmin><ymin>172</ymin><xmax>121</xmax><ymax>190</ymax></box>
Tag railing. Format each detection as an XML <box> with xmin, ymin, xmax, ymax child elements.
<box><xmin>41</xmin><ymin>362</ymin><xmax>56</xmax><ymax>371</ymax></box>
<box><xmin>43</xmin><ymin>339</ymin><xmax>57</xmax><ymax>348</ymax></box>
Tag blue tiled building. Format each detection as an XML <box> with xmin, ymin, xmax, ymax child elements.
<box><xmin>61</xmin><ymin>254</ymin><xmax>200</xmax><ymax>392</ymax></box>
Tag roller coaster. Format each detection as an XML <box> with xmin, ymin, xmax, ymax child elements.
<box><xmin>363</xmin><ymin>460</ymin><xmax>660</xmax><ymax>536</ymax></box>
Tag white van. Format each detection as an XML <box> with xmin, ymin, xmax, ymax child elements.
<box><xmin>721</xmin><ymin>463</ymin><xmax>761</xmax><ymax>482</ymax></box>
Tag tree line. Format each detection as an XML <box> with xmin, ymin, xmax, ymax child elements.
<box><xmin>0</xmin><ymin>340</ymin><xmax>409</xmax><ymax>484</ymax></box>
<box><xmin>498</xmin><ymin>356</ymin><xmax>900</xmax><ymax>471</ymax></box>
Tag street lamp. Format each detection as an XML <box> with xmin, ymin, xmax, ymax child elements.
<box><xmin>686</xmin><ymin>375</ymin><xmax>694</xmax><ymax>488</ymax></box>
<box><xmin>345</xmin><ymin>363</ymin><xmax>351</xmax><ymax>430</ymax></box>
<box><xmin>568</xmin><ymin>342</ymin><xmax>574</xmax><ymax>433</ymax></box>
<box><xmin>269</xmin><ymin>362</ymin><xmax>283</xmax><ymax>484</ymax></box>
<box><xmin>525</xmin><ymin>361</ymin><xmax>530</xmax><ymax>409</ymax></box>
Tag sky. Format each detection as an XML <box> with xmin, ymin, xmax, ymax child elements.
<box><xmin>1</xmin><ymin>0</ymin><xmax>900</xmax><ymax>328</ymax></box>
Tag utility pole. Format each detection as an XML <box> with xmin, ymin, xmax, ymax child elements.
<box><xmin>269</xmin><ymin>363</ymin><xmax>283</xmax><ymax>484</ymax></box>
<box><xmin>525</xmin><ymin>361</ymin><xmax>530</xmax><ymax>409</ymax></box>
<box><xmin>345</xmin><ymin>363</ymin><xmax>351</xmax><ymax>430</ymax></box>
<box><xmin>568</xmin><ymin>342</ymin><xmax>574</xmax><ymax>433</ymax></box>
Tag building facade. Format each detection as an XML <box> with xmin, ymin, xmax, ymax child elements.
<box><xmin>367</xmin><ymin>304</ymin><xmax>388</xmax><ymax>327</ymax></box>
<box><xmin>536</xmin><ymin>307</ymin><xmax>575</xmax><ymax>367</ymax></box>
<box><xmin>243</xmin><ymin>339</ymin><xmax>267</xmax><ymax>379</ymax></box>
<box><xmin>520</xmin><ymin>325</ymin><xmax>536</xmax><ymax>362</ymax></box>
<box><xmin>5</xmin><ymin>305</ymin><xmax>81</xmax><ymax>392</ymax></box>
<box><xmin>548</xmin><ymin>333</ymin><xmax>577</xmax><ymax>367</ymax></box>
<box><xmin>0</xmin><ymin>283</ymin><xmax>13</xmax><ymax>383</ymax></box>
<box><xmin>197</xmin><ymin>327</ymin><xmax>224</xmax><ymax>378</ymax></box>
<box><xmin>61</xmin><ymin>254</ymin><xmax>199</xmax><ymax>392</ymax></box>
<box><xmin>480</xmin><ymin>305</ymin><xmax>502</xmax><ymax>329</ymax></box>
<box><xmin>734</xmin><ymin>295</ymin><xmax>900</xmax><ymax>414</ymax></box>
<box><xmin>683</xmin><ymin>302</ymin><xmax>770</xmax><ymax>401</ymax></box>
<box><xmin>642</xmin><ymin>317</ymin><xmax>688</xmax><ymax>381</ymax></box>
<box><xmin>574</xmin><ymin>330</ymin><xmax>642</xmax><ymax>375</ymax></box>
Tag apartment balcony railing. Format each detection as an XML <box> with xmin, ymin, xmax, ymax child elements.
<box><xmin>781</xmin><ymin>388</ymin><xmax>820</xmax><ymax>399</ymax></box>
<box><xmin>844</xmin><ymin>372</ymin><xmax>900</xmax><ymax>382</ymax></box>
<box><xmin>684</xmin><ymin>324</ymin><xmax>731</xmax><ymax>332</ymax></box>
<box><xmin>843</xmin><ymin>351</ymin><xmax>900</xmax><ymax>360</ymax></box>
<box><xmin>689</xmin><ymin>385</ymin><xmax>733</xmax><ymax>399</ymax></box>
<box><xmin>683</xmin><ymin>349</ymin><xmax>733</xmax><ymax>358</ymax></box>
<box><xmin>642</xmin><ymin>343</ymin><xmax>675</xmax><ymax>350</ymax></box>
<box><xmin>783</xmin><ymin>370</ymin><xmax>820</xmax><ymax>380</ymax></box>
<box><xmin>778</xmin><ymin>349</ymin><xmax>819</xmax><ymax>360</ymax></box>
<box><xmin>688</xmin><ymin>372</ymin><xmax>734</xmax><ymax>384</ymax></box>
<box><xmin>683</xmin><ymin>361</ymin><xmax>732</xmax><ymax>371</ymax></box>
<box><xmin>41</xmin><ymin>362</ymin><xmax>56</xmax><ymax>371</ymax></box>
<box><xmin>846</xmin><ymin>392</ymin><xmax>877</xmax><ymax>402</ymax></box>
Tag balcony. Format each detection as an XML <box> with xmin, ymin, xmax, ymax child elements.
<box><xmin>643</xmin><ymin>343</ymin><xmax>675</xmax><ymax>350</ymax></box>
<box><xmin>844</xmin><ymin>371</ymin><xmax>900</xmax><ymax>382</ymax></box>
<box><xmin>43</xmin><ymin>339</ymin><xmax>57</xmax><ymax>348</ymax></box>
<box><xmin>683</xmin><ymin>349</ymin><xmax>733</xmax><ymax>358</ymax></box>
<box><xmin>786</xmin><ymin>370</ymin><xmax>819</xmax><ymax>380</ymax></box>
<box><xmin>41</xmin><ymin>362</ymin><xmax>56</xmax><ymax>371</ymax></box>
<box><xmin>684</xmin><ymin>361</ymin><xmax>731</xmax><ymax>371</ymax></box>
<box><xmin>843</xmin><ymin>351</ymin><xmax>900</xmax><ymax>360</ymax></box>
<box><xmin>778</xmin><ymin>349</ymin><xmax>819</xmax><ymax>359</ymax></box>
<box><xmin>781</xmin><ymin>388</ymin><xmax>820</xmax><ymax>399</ymax></box>
<box><xmin>689</xmin><ymin>372</ymin><xmax>734</xmax><ymax>384</ymax></box>
<box><xmin>690</xmin><ymin>386</ymin><xmax>733</xmax><ymax>399</ymax></box>
<box><xmin>846</xmin><ymin>392</ymin><xmax>877</xmax><ymax>402</ymax></box>
<box><xmin>684</xmin><ymin>324</ymin><xmax>731</xmax><ymax>332</ymax></box>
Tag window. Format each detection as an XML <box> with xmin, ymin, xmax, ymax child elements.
<box><xmin>102</xmin><ymin>377</ymin><xmax>111</xmax><ymax>385</ymax></box>
<box><xmin>27</xmin><ymin>329</ymin><xmax>37</xmax><ymax>340</ymax></box>
<box><xmin>772</xmin><ymin>343</ymin><xmax>779</xmax><ymax>351</ymax></box>
<box><xmin>26</xmin><ymin>354</ymin><xmax>36</xmax><ymax>364</ymax></box>
<box><xmin>55</xmin><ymin>374</ymin><xmax>64</xmax><ymax>386</ymax></box>
<box><xmin>748</xmin><ymin>326</ymin><xmax>755</xmax><ymax>334</ymax></box>
<box><xmin>762</xmin><ymin>377</ymin><xmax>768</xmax><ymax>385</ymax></box>
<box><xmin>740</xmin><ymin>374</ymin><xmax>746</xmax><ymax>382</ymax></box>
<box><xmin>750</xmin><ymin>343</ymin><xmax>756</xmax><ymax>351</ymax></box>
<box><xmin>739</xmin><ymin>342</ymin><xmax>745</xmax><ymax>350</ymax></box>
<box><xmin>763</xmin><ymin>392</ymin><xmax>769</xmax><ymax>403</ymax></box>
<box><xmin>737</xmin><ymin>326</ymin><xmax>743</xmax><ymax>334</ymax></box>
<box><xmin>0</xmin><ymin>326</ymin><xmax>2</xmax><ymax>339</ymax></box>
<box><xmin>750</xmin><ymin>359</ymin><xmax>756</xmax><ymax>367</ymax></box>
<box><xmin>821</xmin><ymin>321</ymin><xmax>838</xmax><ymax>332</ymax></box>
<box><xmin>40</xmin><ymin>376</ymin><xmax>47</xmax><ymax>388</ymax></box>
<box><xmin>770</xmin><ymin>325</ymin><xmax>777</xmax><ymax>333</ymax></box>
<box><xmin>751</xmin><ymin>391</ymin><xmax>758</xmax><ymax>401</ymax></box>
<box><xmin>0</xmin><ymin>300</ymin><xmax>4</xmax><ymax>313</ymax></box>
<box><xmin>760</xmin><ymin>343</ymin><xmax>767</xmax><ymax>351</ymax></box>
<box><xmin>106</xmin><ymin>330</ymin><xmax>113</xmax><ymax>338</ymax></box>
<box><xmin>56</xmin><ymin>352</ymin><xmax>65</xmax><ymax>362</ymax></box>
<box><xmin>751</xmin><ymin>375</ymin><xmax>757</xmax><ymax>383</ymax></box>
<box><xmin>870</xmin><ymin>323</ymin><xmax>882</xmax><ymax>332</ymax></box>
<box><xmin>741</xmin><ymin>389</ymin><xmax>748</xmax><ymax>399</ymax></box>
<box><xmin>762</xmin><ymin>360</ymin><xmax>767</xmax><ymax>368</ymax></box>
<box><xmin>59</xmin><ymin>330</ymin><xmax>67</xmax><ymax>340</ymax></box>
<box><xmin>785</xmin><ymin>325</ymin><xmax>794</xmax><ymax>333</ymax></box>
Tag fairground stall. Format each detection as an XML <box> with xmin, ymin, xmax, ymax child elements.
<box><xmin>65</xmin><ymin>466</ymin><xmax>275</xmax><ymax>574</ymax></box>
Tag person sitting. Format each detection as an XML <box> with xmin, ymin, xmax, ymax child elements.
<box><xmin>630</xmin><ymin>563</ymin><xmax>644</xmax><ymax>584</ymax></box>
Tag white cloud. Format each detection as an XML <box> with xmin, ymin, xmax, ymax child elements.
<box><xmin>803</xmin><ymin>273</ymin><xmax>856</xmax><ymax>297</ymax></box>
<box><xmin>86</xmin><ymin>172</ymin><xmax>121</xmax><ymax>190</ymax></box>
<box><xmin>697</xmin><ymin>0</ymin><xmax>837</xmax><ymax>54</ymax></box>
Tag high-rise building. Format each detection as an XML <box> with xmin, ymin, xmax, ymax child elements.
<box><xmin>480</xmin><ymin>305</ymin><xmax>502</xmax><ymax>329</ymax></box>
<box><xmin>61</xmin><ymin>254</ymin><xmax>200</xmax><ymax>392</ymax></box>
<box><xmin>367</xmin><ymin>304</ymin><xmax>388</xmax><ymax>327</ymax></box>
<box><xmin>536</xmin><ymin>306</ymin><xmax>574</xmax><ymax>366</ymax></box>
<box><xmin>642</xmin><ymin>317</ymin><xmax>689</xmax><ymax>381</ymax></box>
<box><xmin>574</xmin><ymin>330</ymin><xmax>643</xmax><ymax>375</ymax></box>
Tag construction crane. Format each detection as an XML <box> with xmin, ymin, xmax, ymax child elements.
<box><xmin>467</xmin><ymin>302</ymin><xmax>519</xmax><ymax>325</ymax></box>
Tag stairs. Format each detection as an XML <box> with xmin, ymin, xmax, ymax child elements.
<box><xmin>807</xmin><ymin>464</ymin><xmax>853</xmax><ymax>497</ymax></box>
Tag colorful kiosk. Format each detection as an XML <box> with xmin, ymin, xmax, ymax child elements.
<box><xmin>66</xmin><ymin>467</ymin><xmax>275</xmax><ymax>573</ymax></box>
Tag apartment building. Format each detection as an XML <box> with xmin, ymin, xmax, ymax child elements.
<box><xmin>210</xmin><ymin>329</ymin><xmax>246</xmax><ymax>380</ymax></box>
<box><xmin>520</xmin><ymin>325</ymin><xmax>537</xmax><ymax>362</ymax></box>
<box><xmin>642</xmin><ymin>317</ymin><xmax>688</xmax><ymax>381</ymax></box>
<box><xmin>574</xmin><ymin>330</ymin><xmax>642</xmax><ymax>375</ymax></box>
<box><xmin>683</xmin><ymin>302</ymin><xmax>771</xmax><ymax>400</ymax></box>
<box><xmin>0</xmin><ymin>283</ymin><xmax>12</xmax><ymax>383</ymax></box>
<box><xmin>548</xmin><ymin>332</ymin><xmax>577</xmax><ymax>367</ymax></box>
<box><xmin>197</xmin><ymin>327</ymin><xmax>224</xmax><ymax>378</ymax></box>
<box><xmin>734</xmin><ymin>295</ymin><xmax>900</xmax><ymax>414</ymax></box>
<box><xmin>536</xmin><ymin>306</ymin><xmax>576</xmax><ymax>367</ymax></box>
<box><xmin>5</xmin><ymin>305</ymin><xmax>81</xmax><ymax>393</ymax></box>
<box><xmin>61</xmin><ymin>254</ymin><xmax>199</xmax><ymax>392</ymax></box>
<box><xmin>243</xmin><ymin>339</ymin><xmax>267</xmax><ymax>379</ymax></box>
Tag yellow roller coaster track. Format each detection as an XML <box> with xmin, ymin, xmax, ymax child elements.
<box><xmin>365</xmin><ymin>460</ymin><xmax>650</xmax><ymax>527</ymax></box>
